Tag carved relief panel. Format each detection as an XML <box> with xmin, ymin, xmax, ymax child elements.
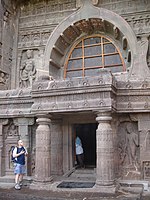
<box><xmin>117</xmin><ymin>121</ymin><xmax>140</xmax><ymax>180</ymax></box>
<box><xmin>97</xmin><ymin>0</ymin><xmax>150</xmax><ymax>15</ymax></box>
<box><xmin>20</xmin><ymin>0</ymin><xmax>76</xmax><ymax>17</ymax></box>
<box><xmin>143</xmin><ymin>161</ymin><xmax>150</xmax><ymax>180</ymax></box>
<box><xmin>0</xmin><ymin>71</ymin><xmax>9</xmax><ymax>90</ymax></box>
<box><xmin>19</xmin><ymin>49</ymin><xmax>37</xmax><ymax>88</ymax></box>
<box><xmin>3</xmin><ymin>121</ymin><xmax>19</xmax><ymax>175</ymax></box>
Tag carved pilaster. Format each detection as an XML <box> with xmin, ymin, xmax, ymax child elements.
<box><xmin>95</xmin><ymin>112</ymin><xmax>116</xmax><ymax>193</ymax></box>
<box><xmin>34</xmin><ymin>116</ymin><xmax>53</xmax><ymax>184</ymax></box>
<box><xmin>14</xmin><ymin>117</ymin><xmax>34</xmax><ymax>148</ymax></box>
<box><xmin>0</xmin><ymin>119</ymin><xmax>8</xmax><ymax>176</ymax></box>
<box><xmin>14</xmin><ymin>117</ymin><xmax>34</xmax><ymax>176</ymax></box>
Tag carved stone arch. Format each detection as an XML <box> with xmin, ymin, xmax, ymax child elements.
<box><xmin>44</xmin><ymin>0</ymin><xmax>137</xmax><ymax>79</ymax></box>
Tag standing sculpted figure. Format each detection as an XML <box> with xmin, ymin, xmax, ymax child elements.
<box><xmin>20</xmin><ymin>50</ymin><xmax>36</xmax><ymax>88</ymax></box>
<box><xmin>126</xmin><ymin>123</ymin><xmax>139</xmax><ymax>166</ymax></box>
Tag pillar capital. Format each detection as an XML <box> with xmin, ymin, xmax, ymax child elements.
<box><xmin>0</xmin><ymin>119</ymin><xmax>9</xmax><ymax>126</ymax></box>
<box><xmin>36</xmin><ymin>116</ymin><xmax>51</xmax><ymax>125</ymax></box>
<box><xmin>14</xmin><ymin>117</ymin><xmax>34</xmax><ymax>126</ymax></box>
<box><xmin>96</xmin><ymin>111</ymin><xmax>112</xmax><ymax>122</ymax></box>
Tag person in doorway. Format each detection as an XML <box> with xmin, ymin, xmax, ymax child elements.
<box><xmin>75</xmin><ymin>136</ymin><xmax>85</xmax><ymax>168</ymax></box>
<box><xmin>13</xmin><ymin>140</ymin><xmax>28</xmax><ymax>190</ymax></box>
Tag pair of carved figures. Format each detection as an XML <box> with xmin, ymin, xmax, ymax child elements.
<box><xmin>20</xmin><ymin>50</ymin><xmax>36</xmax><ymax>88</ymax></box>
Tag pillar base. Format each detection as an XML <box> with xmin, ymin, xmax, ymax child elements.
<box><xmin>94</xmin><ymin>184</ymin><xmax>117</xmax><ymax>194</ymax></box>
<box><xmin>30</xmin><ymin>177</ymin><xmax>53</xmax><ymax>190</ymax></box>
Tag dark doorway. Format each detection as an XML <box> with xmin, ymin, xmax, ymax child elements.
<box><xmin>74</xmin><ymin>123</ymin><xmax>97</xmax><ymax>168</ymax></box>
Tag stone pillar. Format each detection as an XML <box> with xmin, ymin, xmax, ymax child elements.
<box><xmin>32</xmin><ymin>116</ymin><xmax>52</xmax><ymax>189</ymax></box>
<box><xmin>0</xmin><ymin>119</ymin><xmax>8</xmax><ymax>176</ymax></box>
<box><xmin>95</xmin><ymin>112</ymin><xmax>116</xmax><ymax>193</ymax></box>
<box><xmin>14</xmin><ymin>118</ymin><xmax>34</xmax><ymax>175</ymax></box>
<box><xmin>51</xmin><ymin>119</ymin><xmax>63</xmax><ymax>175</ymax></box>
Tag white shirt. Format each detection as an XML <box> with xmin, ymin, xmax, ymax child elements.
<box><xmin>75</xmin><ymin>137</ymin><xmax>83</xmax><ymax>155</ymax></box>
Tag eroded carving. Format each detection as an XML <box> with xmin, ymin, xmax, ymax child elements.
<box><xmin>5</xmin><ymin>123</ymin><xmax>18</xmax><ymax>139</ymax></box>
<box><xmin>126</xmin><ymin>123</ymin><xmax>139</xmax><ymax>166</ymax></box>
<box><xmin>143</xmin><ymin>161</ymin><xmax>150</xmax><ymax>179</ymax></box>
<box><xmin>117</xmin><ymin>122</ymin><xmax>140</xmax><ymax>179</ymax></box>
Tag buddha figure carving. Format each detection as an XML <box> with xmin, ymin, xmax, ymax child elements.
<box><xmin>125</xmin><ymin>123</ymin><xmax>139</xmax><ymax>167</ymax></box>
<box><xmin>20</xmin><ymin>49</ymin><xmax>36</xmax><ymax>88</ymax></box>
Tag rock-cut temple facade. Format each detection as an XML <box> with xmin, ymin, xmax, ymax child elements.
<box><xmin>0</xmin><ymin>0</ymin><xmax>150</xmax><ymax>193</ymax></box>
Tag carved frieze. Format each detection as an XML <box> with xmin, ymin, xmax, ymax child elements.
<box><xmin>124</xmin><ymin>12</ymin><xmax>150</xmax><ymax>35</ymax></box>
<box><xmin>18</xmin><ymin>30</ymin><xmax>52</xmax><ymax>48</ymax></box>
<box><xmin>31</xmin><ymin>72</ymin><xmax>115</xmax><ymax>113</ymax></box>
<box><xmin>117</xmin><ymin>94</ymin><xmax>150</xmax><ymax>111</ymax></box>
<box><xmin>20</xmin><ymin>0</ymin><xmax>76</xmax><ymax>17</ymax></box>
<box><xmin>97</xmin><ymin>1</ymin><xmax>150</xmax><ymax>15</ymax></box>
<box><xmin>19</xmin><ymin>0</ymin><xmax>77</xmax><ymax>32</ymax></box>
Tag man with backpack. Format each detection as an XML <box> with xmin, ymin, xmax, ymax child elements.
<box><xmin>12</xmin><ymin>140</ymin><xmax>28</xmax><ymax>190</ymax></box>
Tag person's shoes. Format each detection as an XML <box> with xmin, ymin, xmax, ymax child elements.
<box><xmin>19</xmin><ymin>181</ymin><xmax>23</xmax><ymax>186</ymax></box>
<box><xmin>15</xmin><ymin>183</ymin><xmax>21</xmax><ymax>190</ymax></box>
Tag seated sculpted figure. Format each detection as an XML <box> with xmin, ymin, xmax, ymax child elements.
<box><xmin>0</xmin><ymin>72</ymin><xmax>5</xmax><ymax>84</ymax></box>
<box><xmin>20</xmin><ymin>50</ymin><xmax>36</xmax><ymax>88</ymax></box>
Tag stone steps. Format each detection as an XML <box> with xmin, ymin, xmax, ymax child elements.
<box><xmin>0</xmin><ymin>175</ymin><xmax>33</xmax><ymax>189</ymax></box>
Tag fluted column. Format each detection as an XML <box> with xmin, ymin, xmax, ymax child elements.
<box><xmin>34</xmin><ymin>116</ymin><xmax>52</xmax><ymax>183</ymax></box>
<box><xmin>95</xmin><ymin>112</ymin><xmax>116</xmax><ymax>193</ymax></box>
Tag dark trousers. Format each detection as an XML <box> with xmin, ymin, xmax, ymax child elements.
<box><xmin>76</xmin><ymin>153</ymin><xmax>84</xmax><ymax>168</ymax></box>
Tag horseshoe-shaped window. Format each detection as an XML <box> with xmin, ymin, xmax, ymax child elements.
<box><xmin>64</xmin><ymin>35</ymin><xmax>125</xmax><ymax>78</ymax></box>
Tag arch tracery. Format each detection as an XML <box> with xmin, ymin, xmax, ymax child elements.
<box><xmin>64</xmin><ymin>34</ymin><xmax>126</xmax><ymax>79</ymax></box>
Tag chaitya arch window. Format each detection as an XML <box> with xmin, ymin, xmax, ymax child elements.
<box><xmin>64</xmin><ymin>35</ymin><xmax>126</xmax><ymax>79</ymax></box>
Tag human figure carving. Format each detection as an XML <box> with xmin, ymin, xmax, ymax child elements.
<box><xmin>126</xmin><ymin>123</ymin><xmax>139</xmax><ymax>166</ymax></box>
<box><xmin>0</xmin><ymin>72</ymin><xmax>5</xmax><ymax>84</ymax></box>
<box><xmin>20</xmin><ymin>50</ymin><xmax>36</xmax><ymax>88</ymax></box>
<box><xmin>9</xmin><ymin>124</ymin><xmax>18</xmax><ymax>137</ymax></box>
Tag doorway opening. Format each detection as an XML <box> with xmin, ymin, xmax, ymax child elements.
<box><xmin>74</xmin><ymin>123</ymin><xmax>97</xmax><ymax>168</ymax></box>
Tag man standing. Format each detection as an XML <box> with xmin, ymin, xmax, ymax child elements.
<box><xmin>13</xmin><ymin>140</ymin><xmax>28</xmax><ymax>190</ymax></box>
<box><xmin>75</xmin><ymin>136</ymin><xmax>84</xmax><ymax>168</ymax></box>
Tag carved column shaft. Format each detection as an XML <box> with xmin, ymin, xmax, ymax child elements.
<box><xmin>96</xmin><ymin>112</ymin><xmax>115</xmax><ymax>186</ymax></box>
<box><xmin>34</xmin><ymin>117</ymin><xmax>52</xmax><ymax>182</ymax></box>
